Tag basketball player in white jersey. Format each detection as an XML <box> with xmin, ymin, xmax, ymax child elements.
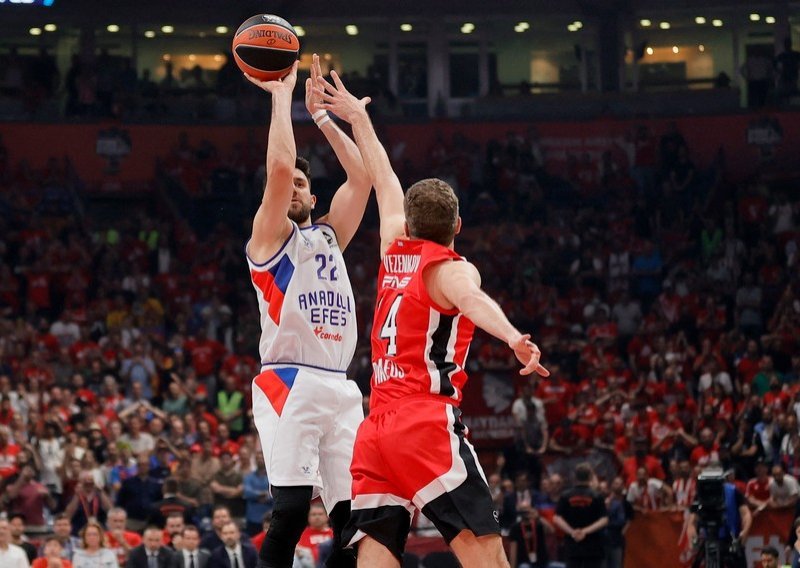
<box><xmin>243</xmin><ymin>56</ymin><xmax>369</xmax><ymax>568</ymax></box>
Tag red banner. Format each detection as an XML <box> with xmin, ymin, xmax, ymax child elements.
<box><xmin>459</xmin><ymin>371</ymin><xmax>520</xmax><ymax>448</ymax></box>
<box><xmin>624</xmin><ymin>508</ymin><xmax>795</xmax><ymax>568</ymax></box>
<box><xmin>2</xmin><ymin>112</ymin><xmax>799</xmax><ymax>186</ymax></box>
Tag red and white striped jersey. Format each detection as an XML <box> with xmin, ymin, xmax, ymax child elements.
<box><xmin>246</xmin><ymin>222</ymin><xmax>357</xmax><ymax>373</ymax></box>
<box><xmin>370</xmin><ymin>238</ymin><xmax>475</xmax><ymax>410</ymax></box>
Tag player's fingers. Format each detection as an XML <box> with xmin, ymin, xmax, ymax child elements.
<box><xmin>330</xmin><ymin>70</ymin><xmax>347</xmax><ymax>91</ymax></box>
<box><xmin>314</xmin><ymin>102</ymin><xmax>333</xmax><ymax>111</ymax></box>
<box><xmin>535</xmin><ymin>364</ymin><xmax>550</xmax><ymax>377</ymax></box>
<box><xmin>312</xmin><ymin>87</ymin><xmax>335</xmax><ymax>102</ymax></box>
<box><xmin>361</xmin><ymin>96</ymin><xmax>372</xmax><ymax>106</ymax></box>
<box><xmin>317</xmin><ymin>75</ymin><xmax>338</xmax><ymax>95</ymax></box>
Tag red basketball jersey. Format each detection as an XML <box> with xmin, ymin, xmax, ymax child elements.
<box><xmin>370</xmin><ymin>238</ymin><xmax>475</xmax><ymax>409</ymax></box>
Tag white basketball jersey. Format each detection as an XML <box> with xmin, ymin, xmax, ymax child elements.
<box><xmin>246</xmin><ymin>222</ymin><xmax>357</xmax><ymax>373</ymax></box>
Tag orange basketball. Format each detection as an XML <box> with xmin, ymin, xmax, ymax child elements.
<box><xmin>232</xmin><ymin>14</ymin><xmax>299</xmax><ymax>82</ymax></box>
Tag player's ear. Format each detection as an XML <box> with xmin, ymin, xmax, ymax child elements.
<box><xmin>455</xmin><ymin>216</ymin><xmax>462</xmax><ymax>236</ymax></box>
<box><xmin>311</xmin><ymin>194</ymin><xmax>317</xmax><ymax>209</ymax></box>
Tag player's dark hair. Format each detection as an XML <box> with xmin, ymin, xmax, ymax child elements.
<box><xmin>575</xmin><ymin>463</ymin><xmax>593</xmax><ymax>484</ymax></box>
<box><xmin>295</xmin><ymin>157</ymin><xmax>311</xmax><ymax>182</ymax></box>
<box><xmin>404</xmin><ymin>178</ymin><xmax>459</xmax><ymax>246</ymax></box>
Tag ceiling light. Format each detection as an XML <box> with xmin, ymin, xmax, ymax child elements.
<box><xmin>461</xmin><ymin>23</ymin><xmax>475</xmax><ymax>34</ymax></box>
<box><xmin>214</xmin><ymin>55</ymin><xmax>223</xmax><ymax>62</ymax></box>
<box><xmin>699</xmin><ymin>44</ymin><xmax>705</xmax><ymax>52</ymax></box>
<box><xmin>144</xmin><ymin>30</ymin><xmax>155</xmax><ymax>38</ymax></box>
<box><xmin>640</xmin><ymin>19</ymin><xmax>652</xmax><ymax>27</ymax></box>
<box><xmin>695</xmin><ymin>17</ymin><xmax>706</xmax><ymax>24</ymax></box>
<box><xmin>161</xmin><ymin>25</ymin><xmax>174</xmax><ymax>34</ymax></box>
<box><xmin>672</xmin><ymin>46</ymin><xmax>679</xmax><ymax>53</ymax></box>
<box><xmin>712</xmin><ymin>19</ymin><xmax>723</xmax><ymax>27</ymax></box>
<box><xmin>295</xmin><ymin>26</ymin><xmax>306</xmax><ymax>36</ymax></box>
<box><xmin>646</xmin><ymin>47</ymin><xmax>654</xmax><ymax>55</ymax></box>
<box><xmin>750</xmin><ymin>13</ymin><xmax>760</xmax><ymax>22</ymax></box>
<box><xmin>517</xmin><ymin>22</ymin><xmax>530</xmax><ymax>31</ymax></box>
<box><xmin>567</xmin><ymin>24</ymin><xmax>577</xmax><ymax>32</ymax></box>
<box><xmin>345</xmin><ymin>24</ymin><xmax>358</xmax><ymax>36</ymax></box>
<box><xmin>765</xmin><ymin>16</ymin><xmax>776</xmax><ymax>24</ymax></box>
<box><xmin>29</xmin><ymin>27</ymin><xmax>42</xmax><ymax>36</ymax></box>
<box><xmin>44</xmin><ymin>24</ymin><xmax>57</xmax><ymax>32</ymax></box>
<box><xmin>659</xmin><ymin>22</ymin><xmax>670</xmax><ymax>29</ymax></box>
<box><xmin>163</xmin><ymin>54</ymin><xmax>171</xmax><ymax>61</ymax></box>
<box><xmin>107</xmin><ymin>24</ymin><xmax>120</xmax><ymax>33</ymax></box>
<box><xmin>189</xmin><ymin>54</ymin><xmax>196</xmax><ymax>62</ymax></box>
<box><xmin>400</xmin><ymin>23</ymin><xmax>413</xmax><ymax>32</ymax></box>
<box><xmin>573</xmin><ymin>21</ymin><xmax>583</xmax><ymax>29</ymax></box>
<box><xmin>215</xmin><ymin>26</ymin><xmax>228</xmax><ymax>34</ymax></box>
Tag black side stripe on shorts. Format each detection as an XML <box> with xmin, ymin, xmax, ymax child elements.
<box><xmin>429</xmin><ymin>313</ymin><xmax>458</xmax><ymax>397</ymax></box>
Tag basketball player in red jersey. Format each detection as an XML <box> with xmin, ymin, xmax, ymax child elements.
<box><xmin>314</xmin><ymin>74</ymin><xmax>549</xmax><ymax>567</ymax></box>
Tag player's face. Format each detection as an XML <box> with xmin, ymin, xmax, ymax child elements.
<box><xmin>288</xmin><ymin>168</ymin><xmax>315</xmax><ymax>224</ymax></box>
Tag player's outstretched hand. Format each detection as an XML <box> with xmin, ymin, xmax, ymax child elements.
<box><xmin>312</xmin><ymin>70</ymin><xmax>371</xmax><ymax>124</ymax></box>
<box><xmin>305</xmin><ymin>53</ymin><xmax>325</xmax><ymax>116</ymax></box>
<box><xmin>244</xmin><ymin>60</ymin><xmax>299</xmax><ymax>95</ymax></box>
<box><xmin>509</xmin><ymin>334</ymin><xmax>550</xmax><ymax>377</ymax></box>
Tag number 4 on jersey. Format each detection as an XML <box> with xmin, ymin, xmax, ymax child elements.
<box><xmin>379</xmin><ymin>296</ymin><xmax>403</xmax><ymax>356</ymax></box>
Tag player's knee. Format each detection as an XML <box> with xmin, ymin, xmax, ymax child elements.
<box><xmin>259</xmin><ymin>486</ymin><xmax>312</xmax><ymax>567</ymax></box>
<box><xmin>271</xmin><ymin>486</ymin><xmax>312</xmax><ymax>534</ymax></box>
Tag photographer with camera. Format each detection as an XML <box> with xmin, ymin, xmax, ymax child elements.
<box><xmin>685</xmin><ymin>467</ymin><xmax>752</xmax><ymax>568</ymax></box>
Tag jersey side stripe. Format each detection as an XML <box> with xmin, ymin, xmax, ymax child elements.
<box><xmin>424</xmin><ymin>310</ymin><xmax>441</xmax><ymax>394</ymax></box>
<box><xmin>250</xmin><ymin>254</ymin><xmax>295</xmax><ymax>324</ymax></box>
<box><xmin>428</xmin><ymin>313</ymin><xmax>458</xmax><ymax>397</ymax></box>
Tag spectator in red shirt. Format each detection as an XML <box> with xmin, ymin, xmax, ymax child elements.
<box><xmin>185</xmin><ymin>329</ymin><xmax>225</xmax><ymax>393</ymax></box>
<box><xmin>249</xmin><ymin>513</ymin><xmax>272</xmax><ymax>553</ymax></box>
<box><xmin>622</xmin><ymin>438</ymin><xmax>666</xmax><ymax>485</ymax></box>
<box><xmin>0</xmin><ymin>427</ymin><xmax>20</xmax><ymax>479</ymax></box>
<box><xmin>105</xmin><ymin>507</ymin><xmax>142</xmax><ymax>565</ymax></box>
<box><xmin>295</xmin><ymin>503</ymin><xmax>334</xmax><ymax>567</ymax></box>
<box><xmin>690</xmin><ymin>428</ymin><xmax>720</xmax><ymax>468</ymax></box>
<box><xmin>746</xmin><ymin>460</ymin><xmax>772</xmax><ymax>513</ymax></box>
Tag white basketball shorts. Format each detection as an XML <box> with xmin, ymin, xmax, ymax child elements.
<box><xmin>252</xmin><ymin>363</ymin><xmax>364</xmax><ymax>509</ymax></box>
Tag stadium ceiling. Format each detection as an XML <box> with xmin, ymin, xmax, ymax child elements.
<box><xmin>1</xmin><ymin>0</ymin><xmax>798</xmax><ymax>25</ymax></box>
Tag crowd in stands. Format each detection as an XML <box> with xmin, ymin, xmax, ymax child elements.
<box><xmin>0</xmin><ymin>110</ymin><xmax>799</xmax><ymax>568</ymax></box>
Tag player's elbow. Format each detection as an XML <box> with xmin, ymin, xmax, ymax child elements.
<box><xmin>266</xmin><ymin>156</ymin><xmax>295</xmax><ymax>179</ymax></box>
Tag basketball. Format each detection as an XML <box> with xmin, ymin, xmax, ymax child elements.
<box><xmin>231</xmin><ymin>14</ymin><xmax>300</xmax><ymax>81</ymax></box>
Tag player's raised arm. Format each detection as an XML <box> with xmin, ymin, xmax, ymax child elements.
<box><xmin>305</xmin><ymin>54</ymin><xmax>371</xmax><ymax>250</ymax></box>
<box><xmin>428</xmin><ymin>260</ymin><xmax>550</xmax><ymax>377</ymax></box>
<box><xmin>314</xmin><ymin>71</ymin><xmax>405</xmax><ymax>257</ymax></box>
<box><xmin>244</xmin><ymin>61</ymin><xmax>299</xmax><ymax>264</ymax></box>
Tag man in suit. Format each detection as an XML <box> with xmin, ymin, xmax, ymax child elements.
<box><xmin>172</xmin><ymin>526</ymin><xmax>209</xmax><ymax>568</ymax></box>
<box><xmin>208</xmin><ymin>522</ymin><xmax>256</xmax><ymax>568</ymax></box>
<box><xmin>126</xmin><ymin>526</ymin><xmax>175</xmax><ymax>568</ymax></box>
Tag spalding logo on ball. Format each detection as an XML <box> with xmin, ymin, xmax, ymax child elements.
<box><xmin>232</xmin><ymin>14</ymin><xmax>300</xmax><ymax>81</ymax></box>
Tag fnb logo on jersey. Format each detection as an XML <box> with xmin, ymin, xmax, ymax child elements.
<box><xmin>313</xmin><ymin>326</ymin><xmax>343</xmax><ymax>342</ymax></box>
<box><xmin>381</xmin><ymin>275</ymin><xmax>412</xmax><ymax>288</ymax></box>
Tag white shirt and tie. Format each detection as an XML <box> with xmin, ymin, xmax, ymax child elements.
<box><xmin>182</xmin><ymin>549</ymin><xmax>199</xmax><ymax>568</ymax></box>
<box><xmin>146</xmin><ymin>549</ymin><xmax>160</xmax><ymax>568</ymax></box>
<box><xmin>225</xmin><ymin>545</ymin><xmax>242</xmax><ymax>568</ymax></box>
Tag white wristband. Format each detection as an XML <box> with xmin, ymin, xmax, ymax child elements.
<box><xmin>311</xmin><ymin>109</ymin><xmax>327</xmax><ymax>121</ymax></box>
<box><xmin>316</xmin><ymin>115</ymin><xmax>331</xmax><ymax>128</ymax></box>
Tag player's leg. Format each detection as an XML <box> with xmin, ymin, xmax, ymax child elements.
<box><xmin>340</xmin><ymin>409</ymin><xmax>414</xmax><ymax>567</ymax></box>
<box><xmin>318</xmin><ymin>380</ymin><xmax>364</xmax><ymax>567</ymax></box>
<box><xmin>449</xmin><ymin>531</ymin><xmax>509</xmax><ymax>568</ymax></box>
<box><xmin>252</xmin><ymin>367</ymin><xmax>323</xmax><ymax>567</ymax></box>
<box><xmin>259</xmin><ymin>485</ymin><xmax>313</xmax><ymax>567</ymax></box>
<box><xmin>357</xmin><ymin>536</ymin><xmax>400</xmax><ymax>568</ymax></box>
<box><xmin>404</xmin><ymin>404</ymin><xmax>507</xmax><ymax>567</ymax></box>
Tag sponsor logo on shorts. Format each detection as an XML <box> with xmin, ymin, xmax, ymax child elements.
<box><xmin>313</xmin><ymin>326</ymin><xmax>343</xmax><ymax>342</ymax></box>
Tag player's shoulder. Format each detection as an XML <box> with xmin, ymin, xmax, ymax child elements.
<box><xmin>302</xmin><ymin>222</ymin><xmax>340</xmax><ymax>248</ymax></box>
